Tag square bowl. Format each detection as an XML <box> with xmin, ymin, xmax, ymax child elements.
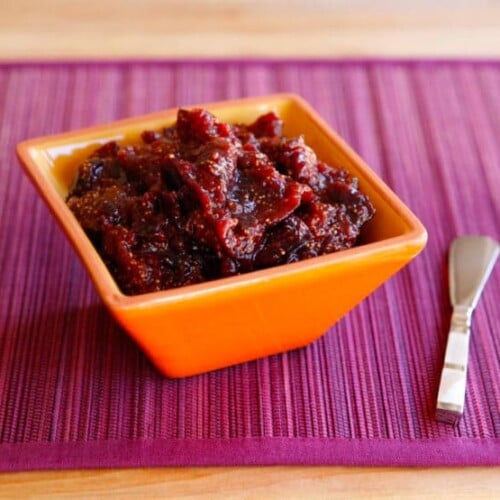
<box><xmin>17</xmin><ymin>93</ymin><xmax>427</xmax><ymax>378</ymax></box>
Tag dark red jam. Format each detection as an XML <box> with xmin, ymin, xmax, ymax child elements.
<box><xmin>67</xmin><ymin>109</ymin><xmax>375</xmax><ymax>295</ymax></box>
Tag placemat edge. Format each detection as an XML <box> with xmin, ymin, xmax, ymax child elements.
<box><xmin>1</xmin><ymin>438</ymin><xmax>498</xmax><ymax>471</ymax></box>
<box><xmin>0</xmin><ymin>57</ymin><xmax>499</xmax><ymax>70</ymax></box>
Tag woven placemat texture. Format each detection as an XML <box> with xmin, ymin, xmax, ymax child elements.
<box><xmin>0</xmin><ymin>60</ymin><xmax>498</xmax><ymax>470</ymax></box>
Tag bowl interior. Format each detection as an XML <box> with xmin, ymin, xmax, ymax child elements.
<box><xmin>19</xmin><ymin>94</ymin><xmax>420</xmax><ymax>304</ymax></box>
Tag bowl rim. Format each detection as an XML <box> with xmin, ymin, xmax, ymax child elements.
<box><xmin>17</xmin><ymin>92</ymin><xmax>427</xmax><ymax>310</ymax></box>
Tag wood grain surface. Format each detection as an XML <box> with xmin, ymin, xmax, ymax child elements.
<box><xmin>1</xmin><ymin>0</ymin><xmax>499</xmax><ymax>497</ymax></box>
<box><xmin>2</xmin><ymin>0</ymin><xmax>500</xmax><ymax>59</ymax></box>
<box><xmin>1</xmin><ymin>466</ymin><xmax>500</xmax><ymax>499</ymax></box>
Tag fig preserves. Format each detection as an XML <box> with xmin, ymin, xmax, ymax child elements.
<box><xmin>67</xmin><ymin>109</ymin><xmax>375</xmax><ymax>295</ymax></box>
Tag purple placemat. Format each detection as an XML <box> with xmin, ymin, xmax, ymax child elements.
<box><xmin>0</xmin><ymin>60</ymin><xmax>499</xmax><ymax>471</ymax></box>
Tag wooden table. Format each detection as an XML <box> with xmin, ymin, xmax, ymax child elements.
<box><xmin>2</xmin><ymin>0</ymin><xmax>500</xmax><ymax>59</ymax></box>
<box><xmin>1</xmin><ymin>1</ymin><xmax>499</xmax><ymax>497</ymax></box>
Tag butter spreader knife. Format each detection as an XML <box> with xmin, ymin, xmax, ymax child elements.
<box><xmin>436</xmin><ymin>235</ymin><xmax>499</xmax><ymax>425</ymax></box>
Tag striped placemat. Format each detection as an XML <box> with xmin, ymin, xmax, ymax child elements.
<box><xmin>0</xmin><ymin>60</ymin><xmax>498</xmax><ymax>470</ymax></box>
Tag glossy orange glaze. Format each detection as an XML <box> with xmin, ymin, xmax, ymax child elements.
<box><xmin>17</xmin><ymin>94</ymin><xmax>427</xmax><ymax>377</ymax></box>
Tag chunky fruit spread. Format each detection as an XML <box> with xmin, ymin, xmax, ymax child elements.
<box><xmin>67</xmin><ymin>109</ymin><xmax>375</xmax><ymax>295</ymax></box>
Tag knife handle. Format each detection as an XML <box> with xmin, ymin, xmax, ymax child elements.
<box><xmin>436</xmin><ymin>305</ymin><xmax>472</xmax><ymax>424</ymax></box>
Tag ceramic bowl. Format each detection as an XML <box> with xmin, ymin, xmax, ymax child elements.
<box><xmin>17</xmin><ymin>93</ymin><xmax>427</xmax><ymax>377</ymax></box>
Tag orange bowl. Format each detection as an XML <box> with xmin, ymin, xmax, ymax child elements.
<box><xmin>17</xmin><ymin>93</ymin><xmax>427</xmax><ymax>378</ymax></box>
